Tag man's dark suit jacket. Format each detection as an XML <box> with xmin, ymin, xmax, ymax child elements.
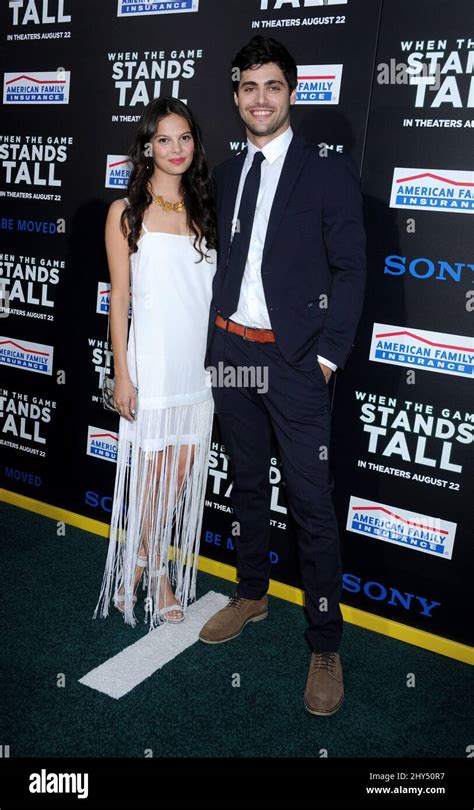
<box><xmin>207</xmin><ymin>133</ymin><xmax>367</xmax><ymax>372</ymax></box>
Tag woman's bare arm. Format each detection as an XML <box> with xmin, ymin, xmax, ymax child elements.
<box><xmin>105</xmin><ymin>199</ymin><xmax>137</xmax><ymax>420</ymax></box>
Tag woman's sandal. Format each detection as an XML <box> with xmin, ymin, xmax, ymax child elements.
<box><xmin>114</xmin><ymin>555</ymin><xmax>148</xmax><ymax>615</ymax></box>
<box><xmin>150</xmin><ymin>567</ymin><xmax>185</xmax><ymax>624</ymax></box>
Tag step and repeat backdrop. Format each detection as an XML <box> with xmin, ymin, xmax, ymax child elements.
<box><xmin>0</xmin><ymin>0</ymin><xmax>472</xmax><ymax>651</ymax></box>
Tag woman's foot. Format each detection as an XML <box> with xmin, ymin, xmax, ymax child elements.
<box><xmin>151</xmin><ymin>568</ymin><xmax>184</xmax><ymax>623</ymax></box>
<box><xmin>114</xmin><ymin>554</ymin><xmax>147</xmax><ymax>615</ymax></box>
<box><xmin>113</xmin><ymin>592</ymin><xmax>137</xmax><ymax>614</ymax></box>
<box><xmin>159</xmin><ymin>576</ymin><xmax>184</xmax><ymax>623</ymax></box>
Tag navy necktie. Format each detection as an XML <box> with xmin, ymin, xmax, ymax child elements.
<box><xmin>219</xmin><ymin>150</ymin><xmax>265</xmax><ymax>319</ymax></box>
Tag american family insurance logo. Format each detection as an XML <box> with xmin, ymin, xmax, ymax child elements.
<box><xmin>370</xmin><ymin>323</ymin><xmax>474</xmax><ymax>378</ymax></box>
<box><xmin>347</xmin><ymin>496</ymin><xmax>456</xmax><ymax>560</ymax></box>
<box><xmin>87</xmin><ymin>426</ymin><xmax>118</xmax><ymax>462</ymax></box>
<box><xmin>105</xmin><ymin>155</ymin><xmax>131</xmax><ymax>188</ymax></box>
<box><xmin>390</xmin><ymin>168</ymin><xmax>474</xmax><ymax>214</ymax></box>
<box><xmin>117</xmin><ymin>0</ymin><xmax>199</xmax><ymax>16</ymax></box>
<box><xmin>0</xmin><ymin>336</ymin><xmax>53</xmax><ymax>375</ymax></box>
<box><xmin>296</xmin><ymin>65</ymin><xmax>342</xmax><ymax>105</ymax></box>
<box><xmin>96</xmin><ymin>283</ymin><xmax>131</xmax><ymax>317</ymax></box>
<box><xmin>96</xmin><ymin>283</ymin><xmax>110</xmax><ymax>314</ymax></box>
<box><xmin>3</xmin><ymin>71</ymin><xmax>71</xmax><ymax>104</ymax></box>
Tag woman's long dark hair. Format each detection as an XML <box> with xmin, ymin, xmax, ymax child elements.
<box><xmin>121</xmin><ymin>97</ymin><xmax>216</xmax><ymax>260</ymax></box>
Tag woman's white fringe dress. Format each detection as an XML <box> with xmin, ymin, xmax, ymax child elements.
<box><xmin>94</xmin><ymin>214</ymin><xmax>216</xmax><ymax>629</ymax></box>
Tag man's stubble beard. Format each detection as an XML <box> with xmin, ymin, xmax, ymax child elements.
<box><xmin>241</xmin><ymin>107</ymin><xmax>291</xmax><ymax>139</ymax></box>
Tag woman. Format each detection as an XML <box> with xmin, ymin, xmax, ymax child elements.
<box><xmin>93</xmin><ymin>97</ymin><xmax>216</xmax><ymax>629</ymax></box>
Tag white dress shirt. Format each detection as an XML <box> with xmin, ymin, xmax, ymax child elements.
<box><xmin>229</xmin><ymin>125</ymin><xmax>337</xmax><ymax>372</ymax></box>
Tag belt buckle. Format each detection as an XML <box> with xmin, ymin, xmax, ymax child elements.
<box><xmin>242</xmin><ymin>325</ymin><xmax>256</xmax><ymax>342</ymax></box>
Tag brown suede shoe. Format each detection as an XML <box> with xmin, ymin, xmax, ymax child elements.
<box><xmin>304</xmin><ymin>652</ymin><xmax>344</xmax><ymax>716</ymax></box>
<box><xmin>199</xmin><ymin>593</ymin><xmax>268</xmax><ymax>644</ymax></box>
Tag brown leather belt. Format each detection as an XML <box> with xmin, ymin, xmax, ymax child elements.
<box><xmin>215</xmin><ymin>313</ymin><xmax>276</xmax><ymax>343</ymax></box>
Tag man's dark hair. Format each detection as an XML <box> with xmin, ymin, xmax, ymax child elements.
<box><xmin>231</xmin><ymin>36</ymin><xmax>298</xmax><ymax>94</ymax></box>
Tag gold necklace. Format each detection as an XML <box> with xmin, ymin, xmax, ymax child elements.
<box><xmin>153</xmin><ymin>194</ymin><xmax>185</xmax><ymax>213</ymax></box>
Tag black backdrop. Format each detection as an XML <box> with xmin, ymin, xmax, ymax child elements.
<box><xmin>1</xmin><ymin>0</ymin><xmax>472</xmax><ymax>655</ymax></box>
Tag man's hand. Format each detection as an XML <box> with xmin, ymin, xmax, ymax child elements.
<box><xmin>319</xmin><ymin>362</ymin><xmax>333</xmax><ymax>384</ymax></box>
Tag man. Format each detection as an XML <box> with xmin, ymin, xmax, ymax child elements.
<box><xmin>200</xmin><ymin>36</ymin><xmax>366</xmax><ymax>717</ymax></box>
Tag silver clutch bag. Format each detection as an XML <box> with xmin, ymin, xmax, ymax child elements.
<box><xmin>102</xmin><ymin>375</ymin><xmax>118</xmax><ymax>413</ymax></box>
<box><xmin>102</xmin><ymin>375</ymin><xmax>138</xmax><ymax>417</ymax></box>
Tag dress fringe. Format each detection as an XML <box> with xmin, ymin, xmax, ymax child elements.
<box><xmin>93</xmin><ymin>394</ymin><xmax>213</xmax><ymax>629</ymax></box>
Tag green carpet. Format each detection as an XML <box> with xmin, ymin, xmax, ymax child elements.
<box><xmin>1</xmin><ymin>501</ymin><xmax>471</xmax><ymax>758</ymax></box>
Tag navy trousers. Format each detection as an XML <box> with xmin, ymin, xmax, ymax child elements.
<box><xmin>208</xmin><ymin>324</ymin><xmax>343</xmax><ymax>653</ymax></box>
